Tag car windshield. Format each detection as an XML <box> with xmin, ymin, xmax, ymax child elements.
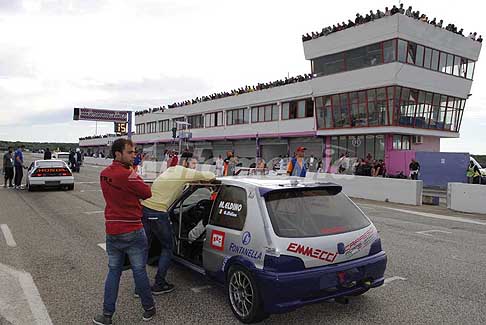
<box><xmin>264</xmin><ymin>189</ymin><xmax>370</xmax><ymax>238</ymax></box>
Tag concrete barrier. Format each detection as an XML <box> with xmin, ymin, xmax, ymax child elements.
<box><xmin>306</xmin><ymin>172</ymin><xmax>423</xmax><ymax>206</ymax></box>
<box><xmin>447</xmin><ymin>183</ymin><xmax>486</xmax><ymax>214</ymax></box>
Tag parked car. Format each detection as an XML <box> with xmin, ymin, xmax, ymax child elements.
<box><xmin>26</xmin><ymin>160</ymin><xmax>74</xmax><ymax>191</ymax></box>
<box><xmin>51</xmin><ymin>151</ymin><xmax>70</xmax><ymax>164</ymax></box>
<box><xmin>145</xmin><ymin>176</ymin><xmax>387</xmax><ymax>323</ymax></box>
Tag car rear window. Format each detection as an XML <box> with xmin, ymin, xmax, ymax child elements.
<box><xmin>264</xmin><ymin>189</ymin><xmax>370</xmax><ymax>238</ymax></box>
<box><xmin>57</xmin><ymin>154</ymin><xmax>70</xmax><ymax>159</ymax></box>
<box><xmin>37</xmin><ymin>161</ymin><xmax>66</xmax><ymax>168</ymax></box>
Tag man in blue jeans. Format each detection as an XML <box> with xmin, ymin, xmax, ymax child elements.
<box><xmin>94</xmin><ymin>139</ymin><xmax>156</xmax><ymax>325</ymax></box>
<box><xmin>141</xmin><ymin>158</ymin><xmax>215</xmax><ymax>294</ymax></box>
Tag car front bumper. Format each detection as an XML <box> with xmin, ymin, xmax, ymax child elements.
<box><xmin>255</xmin><ymin>251</ymin><xmax>387</xmax><ymax>314</ymax></box>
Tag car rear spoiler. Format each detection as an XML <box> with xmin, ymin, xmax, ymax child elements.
<box><xmin>259</xmin><ymin>182</ymin><xmax>342</xmax><ymax>197</ymax></box>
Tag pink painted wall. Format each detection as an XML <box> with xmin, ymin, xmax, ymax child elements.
<box><xmin>387</xmin><ymin>150</ymin><xmax>416</xmax><ymax>176</ymax></box>
<box><xmin>411</xmin><ymin>136</ymin><xmax>440</xmax><ymax>152</ymax></box>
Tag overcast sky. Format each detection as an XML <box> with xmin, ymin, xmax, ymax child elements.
<box><xmin>0</xmin><ymin>0</ymin><xmax>484</xmax><ymax>153</ymax></box>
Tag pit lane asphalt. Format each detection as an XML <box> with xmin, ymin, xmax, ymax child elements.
<box><xmin>0</xmin><ymin>154</ymin><xmax>485</xmax><ymax>324</ymax></box>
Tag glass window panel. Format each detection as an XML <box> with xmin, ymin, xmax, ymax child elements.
<box><xmin>423</xmin><ymin>48</ymin><xmax>432</xmax><ymax>69</ymax></box>
<box><xmin>265</xmin><ymin>106</ymin><xmax>272</xmax><ymax>121</ymax></box>
<box><xmin>358</xmin><ymin>102</ymin><xmax>367</xmax><ymax>126</ymax></box>
<box><xmin>402</xmin><ymin>136</ymin><xmax>410</xmax><ymax>150</ymax></box>
<box><xmin>439</xmin><ymin>52</ymin><xmax>447</xmax><ymax>73</ymax></box>
<box><xmin>453</xmin><ymin>56</ymin><xmax>461</xmax><ymax>76</ymax></box>
<box><xmin>340</xmin><ymin>94</ymin><xmax>350</xmax><ymax>127</ymax></box>
<box><xmin>317</xmin><ymin>107</ymin><xmax>325</xmax><ymax>129</ymax></box>
<box><xmin>366</xmin><ymin>135</ymin><xmax>375</xmax><ymax>159</ymax></box>
<box><xmin>407</xmin><ymin>42</ymin><xmax>417</xmax><ymax>64</ymax></box>
<box><xmin>244</xmin><ymin>109</ymin><xmax>249</xmax><ymax>123</ymax></box>
<box><xmin>431</xmin><ymin>50</ymin><xmax>440</xmax><ymax>71</ymax></box>
<box><xmin>282</xmin><ymin>102</ymin><xmax>289</xmax><ymax>119</ymax></box>
<box><xmin>466</xmin><ymin>60</ymin><xmax>475</xmax><ymax>79</ymax></box>
<box><xmin>358</xmin><ymin>91</ymin><xmax>366</xmax><ymax>102</ymax></box>
<box><xmin>306</xmin><ymin>99</ymin><xmax>314</xmax><ymax>117</ymax></box>
<box><xmin>346</xmin><ymin>46</ymin><xmax>367</xmax><ymax>70</ymax></box>
<box><xmin>377</xmin><ymin>88</ymin><xmax>386</xmax><ymax>101</ymax></box>
<box><xmin>459</xmin><ymin>57</ymin><xmax>467</xmax><ymax>78</ymax></box>
<box><xmin>393</xmin><ymin>135</ymin><xmax>401</xmax><ymax>150</ymax></box>
<box><xmin>325</xmin><ymin>105</ymin><xmax>333</xmax><ymax>128</ymax></box>
<box><xmin>350</xmin><ymin>91</ymin><xmax>359</xmax><ymax>103</ymax></box>
<box><xmin>367</xmin><ymin>43</ymin><xmax>382</xmax><ymax>66</ymax></box>
<box><xmin>289</xmin><ymin>101</ymin><xmax>298</xmax><ymax>119</ymax></box>
<box><xmin>416</xmin><ymin>45</ymin><xmax>424</xmax><ymax>67</ymax></box>
<box><xmin>350</xmin><ymin>103</ymin><xmax>359</xmax><ymax>127</ymax></box>
<box><xmin>383</xmin><ymin>40</ymin><xmax>396</xmax><ymax>63</ymax></box>
<box><xmin>272</xmin><ymin>105</ymin><xmax>279</xmax><ymax>120</ymax></box>
<box><xmin>375</xmin><ymin>135</ymin><xmax>384</xmax><ymax>160</ymax></box>
<box><xmin>331</xmin><ymin>137</ymin><xmax>339</xmax><ymax>164</ymax></box>
<box><xmin>313</xmin><ymin>52</ymin><xmax>345</xmax><ymax>76</ymax></box>
<box><xmin>398</xmin><ymin>39</ymin><xmax>407</xmax><ymax>62</ymax></box>
<box><xmin>367</xmin><ymin>89</ymin><xmax>376</xmax><ymax>101</ymax></box>
<box><xmin>227</xmin><ymin>111</ymin><xmax>233</xmax><ymax>125</ymax></box>
<box><xmin>441</xmin><ymin>95</ymin><xmax>448</xmax><ymax>107</ymax></box>
<box><xmin>368</xmin><ymin>101</ymin><xmax>379</xmax><ymax>126</ymax></box>
<box><xmin>251</xmin><ymin>108</ymin><xmax>257</xmax><ymax>122</ymax></box>
<box><xmin>258</xmin><ymin>107</ymin><xmax>264</xmax><ymax>122</ymax></box>
<box><xmin>356</xmin><ymin>135</ymin><xmax>365</xmax><ymax>159</ymax></box>
<box><xmin>338</xmin><ymin>137</ymin><xmax>347</xmax><ymax>156</ymax></box>
<box><xmin>446</xmin><ymin>54</ymin><xmax>454</xmax><ymax>74</ymax></box>
<box><xmin>297</xmin><ymin>100</ymin><xmax>306</xmax><ymax>118</ymax></box>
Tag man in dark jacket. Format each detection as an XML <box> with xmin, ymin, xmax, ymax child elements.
<box><xmin>93</xmin><ymin>139</ymin><xmax>156</xmax><ymax>325</ymax></box>
<box><xmin>43</xmin><ymin>148</ymin><xmax>52</xmax><ymax>160</ymax></box>
<box><xmin>3</xmin><ymin>147</ymin><xmax>14</xmax><ymax>188</ymax></box>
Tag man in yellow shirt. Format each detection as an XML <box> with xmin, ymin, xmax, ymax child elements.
<box><xmin>140</xmin><ymin>158</ymin><xmax>215</xmax><ymax>295</ymax></box>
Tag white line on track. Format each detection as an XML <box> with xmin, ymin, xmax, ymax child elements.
<box><xmin>18</xmin><ymin>272</ymin><xmax>54</xmax><ymax>325</ymax></box>
<box><xmin>416</xmin><ymin>230</ymin><xmax>452</xmax><ymax>236</ymax></box>
<box><xmin>360</xmin><ymin>204</ymin><xmax>486</xmax><ymax>226</ymax></box>
<box><xmin>76</xmin><ymin>181</ymin><xmax>99</xmax><ymax>184</ymax></box>
<box><xmin>98</xmin><ymin>243</ymin><xmax>107</xmax><ymax>251</ymax></box>
<box><xmin>80</xmin><ymin>189</ymin><xmax>102</xmax><ymax>193</ymax></box>
<box><xmin>384</xmin><ymin>276</ymin><xmax>407</xmax><ymax>286</ymax></box>
<box><xmin>83</xmin><ymin>210</ymin><xmax>104</xmax><ymax>215</ymax></box>
<box><xmin>191</xmin><ymin>285</ymin><xmax>213</xmax><ymax>293</ymax></box>
<box><xmin>0</xmin><ymin>224</ymin><xmax>17</xmax><ymax>247</ymax></box>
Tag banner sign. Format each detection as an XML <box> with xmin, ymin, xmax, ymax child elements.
<box><xmin>73</xmin><ymin>108</ymin><xmax>128</xmax><ymax>122</ymax></box>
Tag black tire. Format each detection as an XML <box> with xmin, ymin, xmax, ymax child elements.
<box><xmin>67</xmin><ymin>184</ymin><xmax>74</xmax><ymax>191</ymax></box>
<box><xmin>227</xmin><ymin>265</ymin><xmax>268</xmax><ymax>324</ymax></box>
<box><xmin>27</xmin><ymin>184</ymin><xmax>35</xmax><ymax>192</ymax></box>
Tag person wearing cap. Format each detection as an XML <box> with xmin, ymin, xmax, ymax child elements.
<box><xmin>287</xmin><ymin>147</ymin><xmax>307</xmax><ymax>177</ymax></box>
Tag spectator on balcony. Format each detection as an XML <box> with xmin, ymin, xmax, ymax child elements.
<box><xmin>390</xmin><ymin>5</ymin><xmax>399</xmax><ymax>15</ymax></box>
<box><xmin>376</xmin><ymin>9</ymin><xmax>385</xmax><ymax>18</ymax></box>
<box><xmin>369</xmin><ymin>10</ymin><xmax>376</xmax><ymax>20</ymax></box>
<box><xmin>347</xmin><ymin>20</ymin><xmax>355</xmax><ymax>28</ymax></box>
<box><xmin>385</xmin><ymin>7</ymin><xmax>391</xmax><ymax>16</ymax></box>
<box><xmin>399</xmin><ymin>3</ymin><xmax>405</xmax><ymax>14</ymax></box>
<box><xmin>437</xmin><ymin>19</ymin><xmax>443</xmax><ymax>28</ymax></box>
<box><xmin>405</xmin><ymin>6</ymin><xmax>413</xmax><ymax>17</ymax></box>
<box><xmin>478</xmin><ymin>35</ymin><xmax>483</xmax><ymax>43</ymax></box>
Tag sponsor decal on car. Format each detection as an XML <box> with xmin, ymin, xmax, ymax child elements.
<box><xmin>242</xmin><ymin>231</ymin><xmax>251</xmax><ymax>245</ymax></box>
<box><xmin>287</xmin><ymin>242</ymin><xmax>338</xmax><ymax>263</ymax></box>
<box><xmin>229</xmin><ymin>242</ymin><xmax>262</xmax><ymax>260</ymax></box>
<box><xmin>344</xmin><ymin>228</ymin><xmax>375</xmax><ymax>257</ymax></box>
<box><xmin>218</xmin><ymin>200</ymin><xmax>243</xmax><ymax>218</ymax></box>
<box><xmin>210</xmin><ymin>230</ymin><xmax>225</xmax><ymax>251</ymax></box>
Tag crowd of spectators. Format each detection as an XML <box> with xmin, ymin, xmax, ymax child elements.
<box><xmin>302</xmin><ymin>4</ymin><xmax>482</xmax><ymax>43</ymax></box>
<box><xmin>79</xmin><ymin>134</ymin><xmax>119</xmax><ymax>141</ymax></box>
<box><xmin>135</xmin><ymin>74</ymin><xmax>313</xmax><ymax>116</ymax></box>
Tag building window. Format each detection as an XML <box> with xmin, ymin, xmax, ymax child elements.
<box><xmin>282</xmin><ymin>98</ymin><xmax>313</xmax><ymax>120</ymax></box>
<box><xmin>383</xmin><ymin>40</ymin><xmax>396</xmax><ymax>63</ymax></box>
<box><xmin>205</xmin><ymin>111</ymin><xmax>224</xmax><ymax>127</ymax></box>
<box><xmin>158</xmin><ymin>119</ymin><xmax>169</xmax><ymax>132</ymax></box>
<box><xmin>187</xmin><ymin>114</ymin><xmax>203</xmax><ymax>129</ymax></box>
<box><xmin>136</xmin><ymin>123</ymin><xmax>145</xmax><ymax>134</ymax></box>
<box><xmin>146</xmin><ymin>121</ymin><xmax>157</xmax><ymax>133</ymax></box>
<box><xmin>172</xmin><ymin>117</ymin><xmax>185</xmax><ymax>130</ymax></box>
<box><xmin>392</xmin><ymin>135</ymin><xmax>412</xmax><ymax>150</ymax></box>
<box><xmin>251</xmin><ymin>104</ymin><xmax>279</xmax><ymax>123</ymax></box>
<box><xmin>226</xmin><ymin>108</ymin><xmax>249</xmax><ymax>125</ymax></box>
<box><xmin>330</xmin><ymin>134</ymin><xmax>385</xmax><ymax>163</ymax></box>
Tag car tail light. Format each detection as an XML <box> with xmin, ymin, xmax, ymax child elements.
<box><xmin>32</xmin><ymin>173</ymin><xmax>45</xmax><ymax>177</ymax></box>
<box><xmin>263</xmin><ymin>254</ymin><xmax>305</xmax><ymax>273</ymax></box>
<box><xmin>369</xmin><ymin>238</ymin><xmax>382</xmax><ymax>256</ymax></box>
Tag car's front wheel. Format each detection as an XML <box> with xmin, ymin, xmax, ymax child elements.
<box><xmin>227</xmin><ymin>265</ymin><xmax>268</xmax><ymax>324</ymax></box>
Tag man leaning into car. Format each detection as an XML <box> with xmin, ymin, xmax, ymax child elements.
<box><xmin>140</xmin><ymin>158</ymin><xmax>215</xmax><ymax>295</ymax></box>
<box><xmin>93</xmin><ymin>139</ymin><xmax>156</xmax><ymax>325</ymax></box>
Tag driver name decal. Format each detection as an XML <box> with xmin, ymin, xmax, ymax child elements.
<box><xmin>218</xmin><ymin>200</ymin><xmax>243</xmax><ymax>218</ymax></box>
<box><xmin>210</xmin><ymin>230</ymin><xmax>225</xmax><ymax>251</ymax></box>
<box><xmin>287</xmin><ymin>242</ymin><xmax>337</xmax><ymax>263</ymax></box>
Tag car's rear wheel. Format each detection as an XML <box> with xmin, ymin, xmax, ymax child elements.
<box><xmin>66</xmin><ymin>184</ymin><xmax>74</xmax><ymax>191</ymax></box>
<box><xmin>227</xmin><ymin>265</ymin><xmax>268</xmax><ymax>323</ymax></box>
<box><xmin>27</xmin><ymin>183</ymin><xmax>35</xmax><ymax>191</ymax></box>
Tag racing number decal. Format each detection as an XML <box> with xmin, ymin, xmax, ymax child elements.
<box><xmin>210</xmin><ymin>230</ymin><xmax>225</xmax><ymax>251</ymax></box>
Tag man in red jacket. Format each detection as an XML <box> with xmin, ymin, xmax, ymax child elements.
<box><xmin>93</xmin><ymin>139</ymin><xmax>156</xmax><ymax>325</ymax></box>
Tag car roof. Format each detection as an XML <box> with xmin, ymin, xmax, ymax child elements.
<box><xmin>217</xmin><ymin>176</ymin><xmax>341</xmax><ymax>190</ymax></box>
